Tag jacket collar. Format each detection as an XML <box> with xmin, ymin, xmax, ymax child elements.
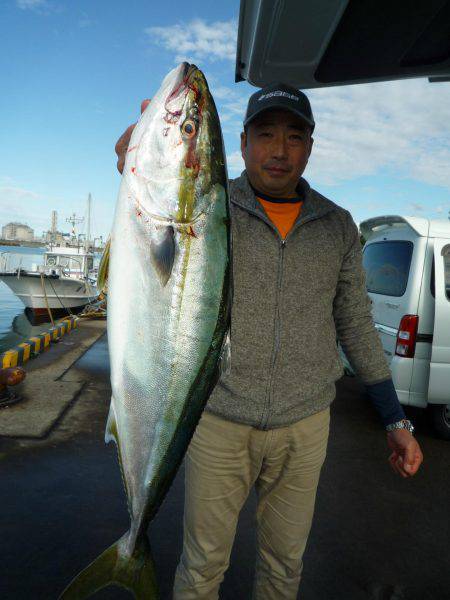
<box><xmin>230</xmin><ymin>171</ymin><xmax>337</xmax><ymax>225</ymax></box>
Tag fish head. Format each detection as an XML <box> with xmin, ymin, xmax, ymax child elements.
<box><xmin>126</xmin><ymin>62</ymin><xmax>226</xmax><ymax>226</ymax></box>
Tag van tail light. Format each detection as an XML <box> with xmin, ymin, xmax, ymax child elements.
<box><xmin>395</xmin><ymin>315</ymin><xmax>419</xmax><ymax>358</ymax></box>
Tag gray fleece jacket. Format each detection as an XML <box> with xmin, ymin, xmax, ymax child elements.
<box><xmin>205</xmin><ymin>171</ymin><xmax>391</xmax><ymax>429</ymax></box>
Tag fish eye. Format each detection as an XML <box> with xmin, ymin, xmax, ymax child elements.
<box><xmin>181</xmin><ymin>119</ymin><xmax>197</xmax><ymax>139</ymax></box>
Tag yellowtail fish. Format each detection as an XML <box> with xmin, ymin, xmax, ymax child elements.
<box><xmin>59</xmin><ymin>62</ymin><xmax>231</xmax><ymax>599</ymax></box>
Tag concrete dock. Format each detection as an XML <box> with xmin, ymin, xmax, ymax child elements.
<box><xmin>0</xmin><ymin>322</ymin><xmax>449</xmax><ymax>599</ymax></box>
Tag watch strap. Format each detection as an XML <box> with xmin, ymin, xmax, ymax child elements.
<box><xmin>386</xmin><ymin>419</ymin><xmax>414</xmax><ymax>434</ymax></box>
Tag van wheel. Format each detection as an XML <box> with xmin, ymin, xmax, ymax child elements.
<box><xmin>429</xmin><ymin>404</ymin><xmax>450</xmax><ymax>440</ymax></box>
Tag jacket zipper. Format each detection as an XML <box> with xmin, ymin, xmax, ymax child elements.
<box><xmin>262</xmin><ymin>238</ymin><xmax>285</xmax><ymax>429</ymax></box>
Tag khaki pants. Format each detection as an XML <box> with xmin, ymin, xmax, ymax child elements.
<box><xmin>173</xmin><ymin>407</ymin><xmax>330</xmax><ymax>599</ymax></box>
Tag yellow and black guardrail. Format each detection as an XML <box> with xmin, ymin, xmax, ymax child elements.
<box><xmin>0</xmin><ymin>316</ymin><xmax>78</xmax><ymax>368</ymax></box>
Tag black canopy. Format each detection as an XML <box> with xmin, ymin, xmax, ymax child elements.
<box><xmin>235</xmin><ymin>0</ymin><xmax>450</xmax><ymax>88</ymax></box>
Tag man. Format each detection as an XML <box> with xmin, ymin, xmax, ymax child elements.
<box><xmin>115</xmin><ymin>83</ymin><xmax>424</xmax><ymax>599</ymax></box>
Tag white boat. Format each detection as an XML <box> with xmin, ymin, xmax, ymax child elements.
<box><xmin>0</xmin><ymin>246</ymin><xmax>98</xmax><ymax>323</ymax></box>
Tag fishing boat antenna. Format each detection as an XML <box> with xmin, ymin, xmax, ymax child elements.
<box><xmin>66</xmin><ymin>213</ymin><xmax>84</xmax><ymax>247</ymax></box>
<box><xmin>86</xmin><ymin>193</ymin><xmax>92</xmax><ymax>253</ymax></box>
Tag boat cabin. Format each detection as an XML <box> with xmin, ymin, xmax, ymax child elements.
<box><xmin>44</xmin><ymin>247</ymin><xmax>94</xmax><ymax>278</ymax></box>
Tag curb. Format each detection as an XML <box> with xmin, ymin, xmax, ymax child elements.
<box><xmin>0</xmin><ymin>316</ymin><xmax>79</xmax><ymax>368</ymax></box>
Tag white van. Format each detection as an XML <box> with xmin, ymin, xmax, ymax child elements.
<box><xmin>339</xmin><ymin>215</ymin><xmax>450</xmax><ymax>440</ymax></box>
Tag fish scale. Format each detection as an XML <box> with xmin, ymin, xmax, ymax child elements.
<box><xmin>59</xmin><ymin>62</ymin><xmax>231</xmax><ymax>600</ymax></box>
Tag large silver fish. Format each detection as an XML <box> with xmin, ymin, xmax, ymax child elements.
<box><xmin>60</xmin><ymin>62</ymin><xmax>231</xmax><ymax>599</ymax></box>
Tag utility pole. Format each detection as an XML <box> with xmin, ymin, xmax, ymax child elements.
<box><xmin>51</xmin><ymin>211</ymin><xmax>57</xmax><ymax>235</ymax></box>
<box><xmin>48</xmin><ymin>210</ymin><xmax>58</xmax><ymax>248</ymax></box>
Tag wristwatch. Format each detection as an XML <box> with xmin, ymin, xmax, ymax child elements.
<box><xmin>386</xmin><ymin>419</ymin><xmax>415</xmax><ymax>435</ymax></box>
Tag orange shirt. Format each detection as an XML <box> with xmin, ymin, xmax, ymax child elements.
<box><xmin>257</xmin><ymin>196</ymin><xmax>303</xmax><ymax>240</ymax></box>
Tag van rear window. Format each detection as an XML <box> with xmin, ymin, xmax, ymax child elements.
<box><xmin>444</xmin><ymin>247</ymin><xmax>450</xmax><ymax>301</ymax></box>
<box><xmin>362</xmin><ymin>241</ymin><xmax>413</xmax><ymax>296</ymax></box>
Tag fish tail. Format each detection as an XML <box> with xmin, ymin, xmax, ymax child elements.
<box><xmin>59</xmin><ymin>533</ymin><xmax>158</xmax><ymax>599</ymax></box>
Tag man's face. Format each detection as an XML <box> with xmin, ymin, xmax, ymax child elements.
<box><xmin>240</xmin><ymin>109</ymin><xmax>313</xmax><ymax>197</ymax></box>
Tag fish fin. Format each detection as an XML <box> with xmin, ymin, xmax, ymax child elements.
<box><xmin>105</xmin><ymin>404</ymin><xmax>118</xmax><ymax>445</ymax></box>
<box><xmin>219</xmin><ymin>329</ymin><xmax>231</xmax><ymax>376</ymax></box>
<box><xmin>105</xmin><ymin>404</ymin><xmax>130</xmax><ymax>500</ymax></box>
<box><xmin>97</xmin><ymin>236</ymin><xmax>111</xmax><ymax>293</ymax></box>
<box><xmin>58</xmin><ymin>534</ymin><xmax>158</xmax><ymax>600</ymax></box>
<box><xmin>150</xmin><ymin>225</ymin><xmax>175</xmax><ymax>287</ymax></box>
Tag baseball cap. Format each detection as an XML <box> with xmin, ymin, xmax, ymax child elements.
<box><xmin>243</xmin><ymin>83</ymin><xmax>315</xmax><ymax>132</ymax></box>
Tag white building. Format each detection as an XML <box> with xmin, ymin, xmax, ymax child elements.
<box><xmin>2</xmin><ymin>222</ymin><xmax>34</xmax><ymax>242</ymax></box>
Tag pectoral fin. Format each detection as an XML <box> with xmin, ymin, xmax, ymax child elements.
<box><xmin>97</xmin><ymin>236</ymin><xmax>111</xmax><ymax>293</ymax></box>
<box><xmin>150</xmin><ymin>226</ymin><xmax>175</xmax><ymax>287</ymax></box>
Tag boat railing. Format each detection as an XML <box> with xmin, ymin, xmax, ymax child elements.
<box><xmin>0</xmin><ymin>251</ymin><xmax>97</xmax><ymax>285</ymax></box>
<box><xmin>0</xmin><ymin>252</ymin><xmax>84</xmax><ymax>278</ymax></box>
<box><xmin>0</xmin><ymin>252</ymin><xmax>23</xmax><ymax>275</ymax></box>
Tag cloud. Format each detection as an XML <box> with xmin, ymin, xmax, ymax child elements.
<box><xmin>0</xmin><ymin>187</ymin><xmax>39</xmax><ymax>201</ymax></box>
<box><xmin>78</xmin><ymin>12</ymin><xmax>93</xmax><ymax>28</ymax></box>
<box><xmin>0</xmin><ymin>186</ymin><xmax>49</xmax><ymax>233</ymax></box>
<box><xmin>210</xmin><ymin>85</ymin><xmax>236</xmax><ymax>100</ymax></box>
<box><xmin>207</xmin><ymin>83</ymin><xmax>248</xmax><ymax>129</ymax></box>
<box><xmin>227</xmin><ymin>151</ymin><xmax>244</xmax><ymax>177</ymax></box>
<box><xmin>16</xmin><ymin>0</ymin><xmax>48</xmax><ymax>10</ymax></box>
<box><xmin>16</xmin><ymin>0</ymin><xmax>62</xmax><ymax>14</ymax></box>
<box><xmin>146</xmin><ymin>19</ymin><xmax>237</xmax><ymax>63</ymax></box>
<box><xmin>93</xmin><ymin>101</ymin><xmax>104</xmax><ymax>115</ymax></box>
<box><xmin>0</xmin><ymin>180</ymin><xmax>112</xmax><ymax>239</ymax></box>
<box><xmin>306</xmin><ymin>78</ymin><xmax>450</xmax><ymax>189</ymax></box>
<box><xmin>218</xmin><ymin>79</ymin><xmax>450</xmax><ymax>192</ymax></box>
<box><xmin>146</xmin><ymin>20</ymin><xmax>450</xmax><ymax>191</ymax></box>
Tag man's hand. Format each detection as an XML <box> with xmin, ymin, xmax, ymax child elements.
<box><xmin>387</xmin><ymin>429</ymin><xmax>423</xmax><ymax>477</ymax></box>
<box><xmin>115</xmin><ymin>99</ymin><xmax>151</xmax><ymax>174</ymax></box>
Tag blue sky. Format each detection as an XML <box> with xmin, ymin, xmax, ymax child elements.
<box><xmin>1</xmin><ymin>0</ymin><xmax>449</xmax><ymax>240</ymax></box>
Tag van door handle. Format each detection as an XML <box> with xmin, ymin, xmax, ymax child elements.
<box><xmin>374</xmin><ymin>323</ymin><xmax>397</xmax><ymax>336</ymax></box>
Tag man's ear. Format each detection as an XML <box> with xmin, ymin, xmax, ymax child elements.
<box><xmin>240</xmin><ymin>131</ymin><xmax>247</xmax><ymax>159</ymax></box>
<box><xmin>308</xmin><ymin>136</ymin><xmax>314</xmax><ymax>158</ymax></box>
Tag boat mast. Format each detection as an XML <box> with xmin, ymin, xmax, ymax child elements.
<box><xmin>86</xmin><ymin>193</ymin><xmax>92</xmax><ymax>253</ymax></box>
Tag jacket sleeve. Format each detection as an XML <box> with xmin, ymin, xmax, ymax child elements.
<box><xmin>365</xmin><ymin>379</ymin><xmax>406</xmax><ymax>427</ymax></box>
<box><xmin>333</xmin><ymin>211</ymin><xmax>392</xmax><ymax>385</ymax></box>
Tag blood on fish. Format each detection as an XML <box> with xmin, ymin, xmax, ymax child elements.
<box><xmin>127</xmin><ymin>145</ymin><xmax>138</xmax><ymax>153</ymax></box>
<box><xmin>135</xmin><ymin>200</ymin><xmax>143</xmax><ymax>218</ymax></box>
<box><xmin>131</xmin><ymin>167</ymin><xmax>136</xmax><ymax>174</ymax></box>
<box><xmin>164</xmin><ymin>111</ymin><xmax>181</xmax><ymax>124</ymax></box>
<box><xmin>164</xmin><ymin>67</ymin><xmax>200</xmax><ymax>121</ymax></box>
<box><xmin>166</xmin><ymin>78</ymin><xmax>186</xmax><ymax>105</ymax></box>
<box><xmin>185</xmin><ymin>133</ymin><xmax>200</xmax><ymax>173</ymax></box>
<box><xmin>188</xmin><ymin>83</ymin><xmax>200</xmax><ymax>101</ymax></box>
